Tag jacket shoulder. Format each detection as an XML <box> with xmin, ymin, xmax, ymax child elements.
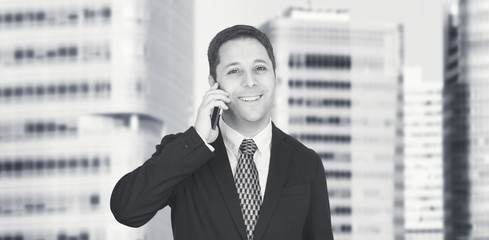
<box><xmin>273</xmin><ymin>125</ymin><xmax>320</xmax><ymax>162</ymax></box>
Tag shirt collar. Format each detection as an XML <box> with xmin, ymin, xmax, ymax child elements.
<box><xmin>219</xmin><ymin>117</ymin><xmax>272</xmax><ymax>155</ymax></box>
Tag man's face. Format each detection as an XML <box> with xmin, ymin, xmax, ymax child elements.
<box><xmin>214</xmin><ymin>38</ymin><xmax>276</xmax><ymax>129</ymax></box>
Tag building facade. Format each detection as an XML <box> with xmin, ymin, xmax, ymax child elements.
<box><xmin>261</xmin><ymin>7</ymin><xmax>404</xmax><ymax>240</ymax></box>
<box><xmin>403</xmin><ymin>67</ymin><xmax>443</xmax><ymax>240</ymax></box>
<box><xmin>443</xmin><ymin>0</ymin><xmax>489</xmax><ymax>239</ymax></box>
<box><xmin>443</xmin><ymin>4</ymin><xmax>469</xmax><ymax>239</ymax></box>
<box><xmin>0</xmin><ymin>0</ymin><xmax>194</xmax><ymax>239</ymax></box>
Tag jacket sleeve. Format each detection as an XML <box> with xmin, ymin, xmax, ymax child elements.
<box><xmin>303</xmin><ymin>154</ymin><xmax>335</xmax><ymax>240</ymax></box>
<box><xmin>110</xmin><ymin>126</ymin><xmax>214</xmax><ymax>227</ymax></box>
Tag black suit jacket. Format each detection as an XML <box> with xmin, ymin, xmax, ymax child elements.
<box><xmin>111</xmin><ymin>123</ymin><xmax>334</xmax><ymax>240</ymax></box>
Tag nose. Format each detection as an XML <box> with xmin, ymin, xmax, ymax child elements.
<box><xmin>241</xmin><ymin>71</ymin><xmax>258</xmax><ymax>88</ymax></box>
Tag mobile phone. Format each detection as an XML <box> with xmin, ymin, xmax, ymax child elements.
<box><xmin>211</xmin><ymin>106</ymin><xmax>220</xmax><ymax>130</ymax></box>
<box><xmin>210</xmin><ymin>85</ymin><xmax>221</xmax><ymax>130</ymax></box>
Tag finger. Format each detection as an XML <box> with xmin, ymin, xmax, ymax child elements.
<box><xmin>202</xmin><ymin>93</ymin><xmax>231</xmax><ymax>106</ymax></box>
<box><xmin>201</xmin><ymin>90</ymin><xmax>229</xmax><ymax>105</ymax></box>
<box><xmin>202</xmin><ymin>100</ymin><xmax>229</xmax><ymax>114</ymax></box>
<box><xmin>208</xmin><ymin>92</ymin><xmax>231</xmax><ymax>102</ymax></box>
<box><xmin>204</xmin><ymin>89</ymin><xmax>229</xmax><ymax>99</ymax></box>
<box><xmin>202</xmin><ymin>99</ymin><xmax>230</xmax><ymax>111</ymax></box>
<box><xmin>209</xmin><ymin>101</ymin><xmax>229</xmax><ymax>111</ymax></box>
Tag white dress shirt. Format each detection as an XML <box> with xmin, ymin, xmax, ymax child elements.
<box><xmin>219</xmin><ymin>118</ymin><xmax>272</xmax><ymax>199</ymax></box>
<box><xmin>196</xmin><ymin>118</ymin><xmax>272</xmax><ymax>199</ymax></box>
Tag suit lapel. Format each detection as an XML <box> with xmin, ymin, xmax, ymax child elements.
<box><xmin>253</xmin><ymin>124</ymin><xmax>292</xmax><ymax>240</ymax></box>
<box><xmin>209</xmin><ymin>132</ymin><xmax>247</xmax><ymax>240</ymax></box>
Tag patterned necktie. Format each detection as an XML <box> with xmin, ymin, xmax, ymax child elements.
<box><xmin>235</xmin><ymin>139</ymin><xmax>261</xmax><ymax>240</ymax></box>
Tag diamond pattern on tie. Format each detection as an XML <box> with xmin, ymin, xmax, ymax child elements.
<box><xmin>235</xmin><ymin>139</ymin><xmax>261</xmax><ymax>240</ymax></box>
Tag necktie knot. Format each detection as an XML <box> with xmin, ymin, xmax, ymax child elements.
<box><xmin>239</xmin><ymin>139</ymin><xmax>258</xmax><ymax>156</ymax></box>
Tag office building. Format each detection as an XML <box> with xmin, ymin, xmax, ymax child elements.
<box><xmin>261</xmin><ymin>7</ymin><xmax>404</xmax><ymax>240</ymax></box>
<box><xmin>403</xmin><ymin>67</ymin><xmax>443</xmax><ymax>240</ymax></box>
<box><xmin>443</xmin><ymin>1</ymin><xmax>489</xmax><ymax>239</ymax></box>
<box><xmin>0</xmin><ymin>0</ymin><xmax>194</xmax><ymax>239</ymax></box>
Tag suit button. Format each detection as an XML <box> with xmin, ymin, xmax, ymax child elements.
<box><xmin>183</xmin><ymin>144</ymin><xmax>190</xmax><ymax>150</ymax></box>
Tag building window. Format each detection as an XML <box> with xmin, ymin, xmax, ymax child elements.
<box><xmin>0</xmin><ymin>232</ymin><xmax>92</xmax><ymax>240</ymax></box>
<box><xmin>329</xmin><ymin>188</ymin><xmax>351</xmax><ymax>198</ymax></box>
<box><xmin>325</xmin><ymin>170</ymin><xmax>352</xmax><ymax>179</ymax></box>
<box><xmin>289</xmin><ymin>79</ymin><xmax>351</xmax><ymax>90</ymax></box>
<box><xmin>0</xmin><ymin>193</ymin><xmax>101</xmax><ymax>216</ymax></box>
<box><xmin>332</xmin><ymin>206</ymin><xmax>352</xmax><ymax>215</ymax></box>
<box><xmin>309</xmin><ymin>116</ymin><xmax>349</xmax><ymax>125</ymax></box>
<box><xmin>0</xmin><ymin>80</ymin><xmax>111</xmax><ymax>103</ymax></box>
<box><xmin>90</xmin><ymin>194</ymin><xmax>100</xmax><ymax>207</ymax></box>
<box><xmin>0</xmin><ymin>156</ymin><xmax>110</xmax><ymax>177</ymax></box>
<box><xmin>101</xmin><ymin>7</ymin><xmax>111</xmax><ymax>18</ymax></box>
<box><xmin>317</xmin><ymin>152</ymin><xmax>351</xmax><ymax>162</ymax></box>
<box><xmin>289</xmin><ymin>97</ymin><xmax>351</xmax><ymax>108</ymax></box>
<box><xmin>292</xmin><ymin>133</ymin><xmax>351</xmax><ymax>143</ymax></box>
<box><xmin>289</xmin><ymin>115</ymin><xmax>350</xmax><ymax>126</ymax></box>
<box><xmin>0</xmin><ymin>6</ymin><xmax>111</xmax><ymax>28</ymax></box>
<box><xmin>340</xmin><ymin>224</ymin><xmax>352</xmax><ymax>233</ymax></box>
<box><xmin>0</xmin><ymin>120</ymin><xmax>79</xmax><ymax>142</ymax></box>
<box><xmin>1</xmin><ymin>43</ymin><xmax>110</xmax><ymax>66</ymax></box>
<box><xmin>289</xmin><ymin>53</ymin><xmax>351</xmax><ymax>69</ymax></box>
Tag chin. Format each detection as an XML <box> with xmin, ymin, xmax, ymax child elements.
<box><xmin>225</xmin><ymin>105</ymin><xmax>270</xmax><ymax>125</ymax></box>
<box><xmin>241</xmin><ymin>112</ymin><xmax>268</xmax><ymax>123</ymax></box>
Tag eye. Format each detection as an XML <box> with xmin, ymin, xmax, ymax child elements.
<box><xmin>227</xmin><ymin>68</ymin><xmax>241</xmax><ymax>75</ymax></box>
<box><xmin>255</xmin><ymin>65</ymin><xmax>268</xmax><ymax>72</ymax></box>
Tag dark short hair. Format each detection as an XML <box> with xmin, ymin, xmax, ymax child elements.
<box><xmin>207</xmin><ymin>24</ymin><xmax>276</xmax><ymax>80</ymax></box>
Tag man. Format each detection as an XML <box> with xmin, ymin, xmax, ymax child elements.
<box><xmin>110</xmin><ymin>25</ymin><xmax>334</xmax><ymax>240</ymax></box>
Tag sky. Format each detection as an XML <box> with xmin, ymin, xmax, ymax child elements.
<box><xmin>193</xmin><ymin>0</ymin><xmax>456</xmax><ymax>111</ymax></box>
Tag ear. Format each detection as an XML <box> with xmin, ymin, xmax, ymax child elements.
<box><xmin>208</xmin><ymin>75</ymin><xmax>217</xmax><ymax>87</ymax></box>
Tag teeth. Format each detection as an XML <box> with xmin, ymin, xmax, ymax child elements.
<box><xmin>239</xmin><ymin>95</ymin><xmax>261</xmax><ymax>102</ymax></box>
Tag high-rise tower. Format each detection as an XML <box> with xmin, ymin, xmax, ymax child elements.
<box><xmin>261</xmin><ymin>7</ymin><xmax>404</xmax><ymax>240</ymax></box>
<box><xmin>443</xmin><ymin>0</ymin><xmax>489</xmax><ymax>238</ymax></box>
<box><xmin>0</xmin><ymin>1</ymin><xmax>194</xmax><ymax>239</ymax></box>
<box><xmin>403</xmin><ymin>67</ymin><xmax>443</xmax><ymax>240</ymax></box>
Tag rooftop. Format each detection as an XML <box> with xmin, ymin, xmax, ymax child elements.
<box><xmin>283</xmin><ymin>7</ymin><xmax>350</xmax><ymax>22</ymax></box>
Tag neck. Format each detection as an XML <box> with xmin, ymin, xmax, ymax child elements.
<box><xmin>222</xmin><ymin>113</ymin><xmax>269</xmax><ymax>138</ymax></box>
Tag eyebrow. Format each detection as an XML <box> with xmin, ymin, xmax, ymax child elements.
<box><xmin>223</xmin><ymin>59</ymin><xmax>270</xmax><ymax>69</ymax></box>
<box><xmin>224</xmin><ymin>62</ymin><xmax>240</xmax><ymax>69</ymax></box>
<box><xmin>254</xmin><ymin>59</ymin><xmax>270</xmax><ymax>65</ymax></box>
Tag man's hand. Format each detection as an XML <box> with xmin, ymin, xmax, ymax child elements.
<box><xmin>194</xmin><ymin>83</ymin><xmax>231</xmax><ymax>143</ymax></box>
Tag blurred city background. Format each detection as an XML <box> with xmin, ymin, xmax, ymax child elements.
<box><xmin>0</xmin><ymin>0</ymin><xmax>486</xmax><ymax>240</ymax></box>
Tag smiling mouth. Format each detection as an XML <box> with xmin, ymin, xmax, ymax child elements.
<box><xmin>238</xmin><ymin>95</ymin><xmax>263</xmax><ymax>102</ymax></box>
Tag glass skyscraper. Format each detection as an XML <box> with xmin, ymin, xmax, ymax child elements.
<box><xmin>444</xmin><ymin>0</ymin><xmax>489</xmax><ymax>239</ymax></box>
<box><xmin>0</xmin><ymin>1</ymin><xmax>194</xmax><ymax>239</ymax></box>
<box><xmin>261</xmin><ymin>7</ymin><xmax>404</xmax><ymax>240</ymax></box>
